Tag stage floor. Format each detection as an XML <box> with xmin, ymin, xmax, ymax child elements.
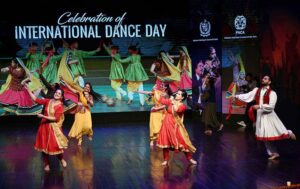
<box><xmin>0</xmin><ymin>121</ymin><xmax>299</xmax><ymax>189</ymax></box>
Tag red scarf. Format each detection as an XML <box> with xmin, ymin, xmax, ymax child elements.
<box><xmin>248</xmin><ymin>87</ymin><xmax>272</xmax><ymax>122</ymax></box>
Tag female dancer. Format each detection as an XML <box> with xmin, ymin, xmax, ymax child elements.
<box><xmin>26</xmin><ymin>85</ymin><xmax>68</xmax><ymax>171</ymax></box>
<box><xmin>150</xmin><ymin>51</ymin><xmax>181</xmax><ymax>93</ymax></box>
<box><xmin>137</xmin><ymin>83</ymin><xmax>169</xmax><ymax>146</ymax></box>
<box><xmin>67</xmin><ymin>40</ymin><xmax>100</xmax><ymax>87</ymax></box>
<box><xmin>177</xmin><ymin>46</ymin><xmax>192</xmax><ymax>92</ymax></box>
<box><xmin>103</xmin><ymin>43</ymin><xmax>126</xmax><ymax>100</ymax></box>
<box><xmin>60</xmin><ymin>76</ymin><xmax>94</xmax><ymax>146</ymax></box>
<box><xmin>41</xmin><ymin>44</ymin><xmax>63</xmax><ymax>84</ymax></box>
<box><xmin>113</xmin><ymin>46</ymin><xmax>149</xmax><ymax>105</ymax></box>
<box><xmin>0</xmin><ymin>58</ymin><xmax>41</xmax><ymax>115</ymax></box>
<box><xmin>26</xmin><ymin>42</ymin><xmax>42</xmax><ymax>77</ymax></box>
<box><xmin>155</xmin><ymin>89</ymin><xmax>197</xmax><ymax>165</ymax></box>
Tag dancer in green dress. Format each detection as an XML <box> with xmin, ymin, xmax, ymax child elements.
<box><xmin>113</xmin><ymin>46</ymin><xmax>148</xmax><ymax>105</ymax></box>
<box><xmin>26</xmin><ymin>42</ymin><xmax>42</xmax><ymax>77</ymax></box>
<box><xmin>103</xmin><ymin>43</ymin><xmax>127</xmax><ymax>100</ymax></box>
<box><xmin>41</xmin><ymin>45</ymin><xmax>63</xmax><ymax>84</ymax></box>
<box><xmin>67</xmin><ymin>40</ymin><xmax>100</xmax><ymax>87</ymax></box>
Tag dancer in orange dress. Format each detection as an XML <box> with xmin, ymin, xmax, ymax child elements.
<box><xmin>26</xmin><ymin>86</ymin><xmax>68</xmax><ymax>171</ymax></box>
<box><xmin>155</xmin><ymin>89</ymin><xmax>197</xmax><ymax>165</ymax></box>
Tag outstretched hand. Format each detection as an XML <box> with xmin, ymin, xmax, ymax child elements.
<box><xmin>37</xmin><ymin>113</ymin><xmax>44</xmax><ymax>118</ymax></box>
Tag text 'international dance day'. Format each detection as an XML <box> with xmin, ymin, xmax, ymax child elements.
<box><xmin>14</xmin><ymin>11</ymin><xmax>167</xmax><ymax>39</ymax></box>
<box><xmin>15</xmin><ymin>24</ymin><xmax>167</xmax><ymax>39</ymax></box>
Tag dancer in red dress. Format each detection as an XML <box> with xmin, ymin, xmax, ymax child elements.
<box><xmin>0</xmin><ymin>58</ymin><xmax>42</xmax><ymax>115</ymax></box>
<box><xmin>155</xmin><ymin>89</ymin><xmax>197</xmax><ymax>165</ymax></box>
<box><xmin>26</xmin><ymin>86</ymin><xmax>68</xmax><ymax>171</ymax></box>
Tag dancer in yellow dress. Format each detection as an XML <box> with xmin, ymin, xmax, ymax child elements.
<box><xmin>137</xmin><ymin>83</ymin><xmax>169</xmax><ymax>146</ymax></box>
<box><xmin>60</xmin><ymin>76</ymin><xmax>94</xmax><ymax>146</ymax></box>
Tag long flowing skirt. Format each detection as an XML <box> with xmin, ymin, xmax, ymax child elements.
<box><xmin>157</xmin><ymin>114</ymin><xmax>190</xmax><ymax>152</ymax></box>
<box><xmin>149</xmin><ymin>109</ymin><xmax>164</xmax><ymax>141</ymax></box>
<box><xmin>68</xmin><ymin>109</ymin><xmax>93</xmax><ymax>139</ymax></box>
<box><xmin>0</xmin><ymin>88</ymin><xmax>42</xmax><ymax>115</ymax></box>
<box><xmin>256</xmin><ymin>110</ymin><xmax>290</xmax><ymax>141</ymax></box>
<box><xmin>35</xmin><ymin>123</ymin><xmax>64</xmax><ymax>155</ymax></box>
<box><xmin>179</xmin><ymin>71</ymin><xmax>192</xmax><ymax>90</ymax></box>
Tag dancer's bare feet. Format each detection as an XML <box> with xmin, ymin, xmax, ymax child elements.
<box><xmin>289</xmin><ymin>131</ymin><xmax>297</xmax><ymax>140</ymax></box>
<box><xmin>268</xmin><ymin>153</ymin><xmax>280</xmax><ymax>160</ymax></box>
<box><xmin>204</xmin><ymin>130</ymin><xmax>212</xmax><ymax>136</ymax></box>
<box><xmin>150</xmin><ymin>141</ymin><xmax>154</xmax><ymax>146</ymax></box>
<box><xmin>78</xmin><ymin>138</ymin><xmax>82</xmax><ymax>146</ymax></box>
<box><xmin>61</xmin><ymin>159</ymin><xmax>67</xmax><ymax>168</ymax></box>
<box><xmin>189</xmin><ymin>159</ymin><xmax>197</xmax><ymax>165</ymax></box>
<box><xmin>218</xmin><ymin>124</ymin><xmax>224</xmax><ymax>132</ymax></box>
<box><xmin>44</xmin><ymin>165</ymin><xmax>50</xmax><ymax>172</ymax></box>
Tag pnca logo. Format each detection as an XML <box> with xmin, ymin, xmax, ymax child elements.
<box><xmin>234</xmin><ymin>15</ymin><xmax>246</xmax><ymax>34</ymax></box>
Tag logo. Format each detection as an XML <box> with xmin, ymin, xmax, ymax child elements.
<box><xmin>234</xmin><ymin>15</ymin><xmax>246</xmax><ymax>34</ymax></box>
<box><xmin>199</xmin><ymin>19</ymin><xmax>211</xmax><ymax>37</ymax></box>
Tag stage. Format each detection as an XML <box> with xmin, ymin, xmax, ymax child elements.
<box><xmin>0</xmin><ymin>119</ymin><xmax>299</xmax><ymax>189</ymax></box>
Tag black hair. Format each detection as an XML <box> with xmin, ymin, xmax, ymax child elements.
<box><xmin>85</xmin><ymin>82</ymin><xmax>104</xmax><ymax>103</ymax></box>
<box><xmin>54</xmin><ymin>83</ymin><xmax>60</xmax><ymax>90</ymax></box>
<box><xmin>264</xmin><ymin>74</ymin><xmax>272</xmax><ymax>82</ymax></box>
<box><xmin>128</xmin><ymin>45</ymin><xmax>141</xmax><ymax>54</ymax></box>
<box><xmin>178</xmin><ymin>89</ymin><xmax>188</xmax><ymax>101</ymax></box>
<box><xmin>163</xmin><ymin>83</ymin><xmax>173</xmax><ymax>97</ymax></box>
<box><xmin>55</xmin><ymin>88</ymin><xmax>67</xmax><ymax>106</ymax></box>
<box><xmin>11</xmin><ymin>57</ymin><xmax>18</xmax><ymax>64</ymax></box>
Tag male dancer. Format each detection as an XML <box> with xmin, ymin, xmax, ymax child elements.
<box><xmin>234</xmin><ymin>75</ymin><xmax>296</xmax><ymax>160</ymax></box>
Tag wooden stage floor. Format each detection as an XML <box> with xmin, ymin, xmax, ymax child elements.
<box><xmin>0</xmin><ymin>120</ymin><xmax>299</xmax><ymax>189</ymax></box>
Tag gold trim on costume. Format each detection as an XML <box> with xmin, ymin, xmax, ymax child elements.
<box><xmin>48</xmin><ymin>100</ymin><xmax>68</xmax><ymax>149</ymax></box>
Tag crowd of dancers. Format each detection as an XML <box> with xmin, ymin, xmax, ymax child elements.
<box><xmin>0</xmin><ymin>40</ymin><xmax>195</xmax><ymax>170</ymax></box>
<box><xmin>0</xmin><ymin>40</ymin><xmax>297</xmax><ymax>171</ymax></box>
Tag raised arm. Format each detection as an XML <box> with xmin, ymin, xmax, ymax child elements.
<box><xmin>1</xmin><ymin>67</ymin><xmax>9</xmax><ymax>73</ymax></box>
<box><xmin>113</xmin><ymin>55</ymin><xmax>131</xmax><ymax>64</ymax></box>
<box><xmin>25</xmin><ymin>84</ymin><xmax>37</xmax><ymax>101</ymax></box>
<box><xmin>166</xmin><ymin>53</ymin><xmax>175</xmax><ymax>63</ymax></box>
<box><xmin>235</xmin><ymin>87</ymin><xmax>258</xmax><ymax>103</ymax></box>
<box><xmin>78</xmin><ymin>48</ymin><xmax>100</xmax><ymax>57</ymax></box>
<box><xmin>39</xmin><ymin>72</ymin><xmax>52</xmax><ymax>90</ymax></box>
<box><xmin>150</xmin><ymin>63</ymin><xmax>157</xmax><ymax>76</ymax></box>
<box><xmin>103</xmin><ymin>44</ymin><xmax>111</xmax><ymax>55</ymax></box>
<box><xmin>136</xmin><ymin>90</ymin><xmax>153</xmax><ymax>95</ymax></box>
<box><xmin>155</xmin><ymin>91</ymin><xmax>171</xmax><ymax>105</ymax></box>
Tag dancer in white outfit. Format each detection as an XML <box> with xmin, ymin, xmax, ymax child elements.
<box><xmin>234</xmin><ymin>75</ymin><xmax>296</xmax><ymax>160</ymax></box>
